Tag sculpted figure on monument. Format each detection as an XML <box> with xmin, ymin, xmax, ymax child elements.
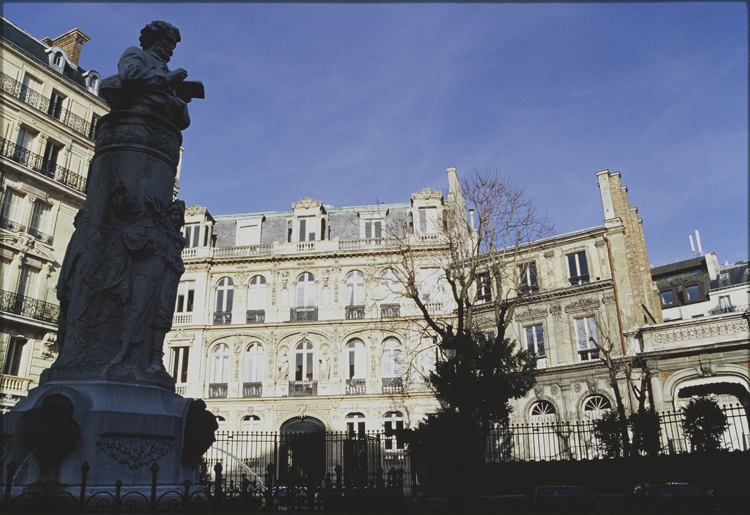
<box><xmin>100</xmin><ymin>21</ymin><xmax>201</xmax><ymax>130</ymax></box>
<box><xmin>43</xmin><ymin>22</ymin><xmax>202</xmax><ymax>390</ymax></box>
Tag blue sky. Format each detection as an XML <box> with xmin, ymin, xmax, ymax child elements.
<box><xmin>5</xmin><ymin>2</ymin><xmax>747</xmax><ymax>266</ymax></box>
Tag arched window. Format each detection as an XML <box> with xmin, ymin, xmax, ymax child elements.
<box><xmin>346</xmin><ymin>412</ymin><xmax>366</xmax><ymax>436</ymax></box>
<box><xmin>211</xmin><ymin>343</ymin><xmax>230</xmax><ymax>384</ymax></box>
<box><xmin>296</xmin><ymin>273</ymin><xmax>315</xmax><ymax>307</ymax></box>
<box><xmin>244</xmin><ymin>342</ymin><xmax>264</xmax><ymax>383</ymax></box>
<box><xmin>240</xmin><ymin>415</ymin><xmax>261</xmax><ymax>432</ymax></box>
<box><xmin>382</xmin><ymin>338</ymin><xmax>402</xmax><ymax>378</ymax></box>
<box><xmin>216</xmin><ymin>415</ymin><xmax>227</xmax><ymax>431</ymax></box>
<box><xmin>583</xmin><ymin>395</ymin><xmax>612</xmax><ymax>421</ymax></box>
<box><xmin>530</xmin><ymin>400</ymin><xmax>557</xmax><ymax>422</ymax></box>
<box><xmin>346</xmin><ymin>339</ymin><xmax>366</xmax><ymax>379</ymax></box>
<box><xmin>379</xmin><ymin>269</ymin><xmax>401</xmax><ymax>303</ymax></box>
<box><xmin>295</xmin><ymin>340</ymin><xmax>315</xmax><ymax>381</ymax></box>
<box><xmin>384</xmin><ymin>411</ymin><xmax>405</xmax><ymax>450</ymax></box>
<box><xmin>345</xmin><ymin>271</ymin><xmax>365</xmax><ymax>306</ymax></box>
<box><xmin>216</xmin><ymin>277</ymin><xmax>234</xmax><ymax>310</ymax></box>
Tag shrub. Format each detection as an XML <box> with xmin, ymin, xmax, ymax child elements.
<box><xmin>630</xmin><ymin>409</ymin><xmax>661</xmax><ymax>456</ymax></box>
<box><xmin>593</xmin><ymin>411</ymin><xmax>626</xmax><ymax>458</ymax></box>
<box><xmin>682</xmin><ymin>397</ymin><xmax>728</xmax><ymax>452</ymax></box>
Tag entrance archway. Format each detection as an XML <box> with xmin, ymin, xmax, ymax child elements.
<box><xmin>279</xmin><ymin>416</ymin><xmax>326</xmax><ymax>485</ymax></box>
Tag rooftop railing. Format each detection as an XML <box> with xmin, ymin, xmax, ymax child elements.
<box><xmin>0</xmin><ymin>137</ymin><xmax>87</xmax><ymax>193</ymax></box>
<box><xmin>1</xmin><ymin>72</ymin><xmax>94</xmax><ymax>138</ymax></box>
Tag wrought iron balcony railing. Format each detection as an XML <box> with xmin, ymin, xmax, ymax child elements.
<box><xmin>381</xmin><ymin>377</ymin><xmax>404</xmax><ymax>394</ymax></box>
<box><xmin>0</xmin><ymin>138</ymin><xmax>87</xmax><ymax>193</ymax></box>
<box><xmin>289</xmin><ymin>380</ymin><xmax>317</xmax><ymax>397</ymax></box>
<box><xmin>290</xmin><ymin>306</ymin><xmax>318</xmax><ymax>322</ymax></box>
<box><xmin>569</xmin><ymin>274</ymin><xmax>590</xmax><ymax>286</ymax></box>
<box><xmin>0</xmin><ymin>289</ymin><xmax>59</xmax><ymax>324</ymax></box>
<box><xmin>27</xmin><ymin>226</ymin><xmax>53</xmax><ymax>245</ymax></box>
<box><xmin>213</xmin><ymin>311</ymin><xmax>232</xmax><ymax>325</ymax></box>
<box><xmin>246</xmin><ymin>309</ymin><xmax>265</xmax><ymax>324</ymax></box>
<box><xmin>380</xmin><ymin>304</ymin><xmax>400</xmax><ymax>318</ymax></box>
<box><xmin>243</xmin><ymin>382</ymin><xmax>263</xmax><ymax>398</ymax></box>
<box><xmin>345</xmin><ymin>378</ymin><xmax>367</xmax><ymax>395</ymax></box>
<box><xmin>0</xmin><ymin>217</ymin><xmax>26</xmax><ymax>233</ymax></box>
<box><xmin>1</xmin><ymin>72</ymin><xmax>94</xmax><ymax>139</ymax></box>
<box><xmin>345</xmin><ymin>305</ymin><xmax>365</xmax><ymax>320</ymax></box>
<box><xmin>208</xmin><ymin>383</ymin><xmax>228</xmax><ymax>398</ymax></box>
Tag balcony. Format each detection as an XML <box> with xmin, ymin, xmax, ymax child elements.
<box><xmin>243</xmin><ymin>382</ymin><xmax>263</xmax><ymax>398</ymax></box>
<box><xmin>569</xmin><ymin>274</ymin><xmax>590</xmax><ymax>286</ymax></box>
<box><xmin>0</xmin><ymin>217</ymin><xmax>26</xmax><ymax>233</ymax></box>
<box><xmin>173</xmin><ymin>313</ymin><xmax>193</xmax><ymax>325</ymax></box>
<box><xmin>290</xmin><ymin>306</ymin><xmax>318</xmax><ymax>322</ymax></box>
<box><xmin>345</xmin><ymin>305</ymin><xmax>365</xmax><ymax>320</ymax></box>
<box><xmin>345</xmin><ymin>378</ymin><xmax>367</xmax><ymax>395</ymax></box>
<box><xmin>208</xmin><ymin>383</ymin><xmax>227</xmax><ymax>398</ymax></box>
<box><xmin>289</xmin><ymin>380</ymin><xmax>317</xmax><ymax>397</ymax></box>
<box><xmin>1</xmin><ymin>137</ymin><xmax>87</xmax><ymax>193</ymax></box>
<box><xmin>381</xmin><ymin>377</ymin><xmax>404</xmax><ymax>394</ymax></box>
<box><xmin>27</xmin><ymin>226</ymin><xmax>53</xmax><ymax>245</ymax></box>
<box><xmin>1</xmin><ymin>374</ymin><xmax>31</xmax><ymax>394</ymax></box>
<box><xmin>380</xmin><ymin>304</ymin><xmax>400</xmax><ymax>318</ymax></box>
<box><xmin>0</xmin><ymin>289</ymin><xmax>59</xmax><ymax>324</ymax></box>
<box><xmin>520</xmin><ymin>283</ymin><xmax>540</xmax><ymax>295</ymax></box>
<box><xmin>246</xmin><ymin>310</ymin><xmax>265</xmax><ymax>324</ymax></box>
<box><xmin>1</xmin><ymin>72</ymin><xmax>94</xmax><ymax>138</ymax></box>
<box><xmin>213</xmin><ymin>311</ymin><xmax>232</xmax><ymax>325</ymax></box>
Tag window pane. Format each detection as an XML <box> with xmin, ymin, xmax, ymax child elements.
<box><xmin>685</xmin><ymin>285</ymin><xmax>700</xmax><ymax>302</ymax></box>
<box><xmin>660</xmin><ymin>291</ymin><xmax>674</xmax><ymax>305</ymax></box>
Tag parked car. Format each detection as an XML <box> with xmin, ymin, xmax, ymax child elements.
<box><xmin>629</xmin><ymin>483</ymin><xmax>717</xmax><ymax>512</ymax></box>
<box><xmin>523</xmin><ymin>485</ymin><xmax>595</xmax><ymax>512</ymax></box>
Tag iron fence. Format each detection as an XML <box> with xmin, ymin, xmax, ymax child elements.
<box><xmin>485</xmin><ymin>404</ymin><xmax>749</xmax><ymax>462</ymax></box>
<box><xmin>205</xmin><ymin>430</ymin><xmax>408</xmax><ymax>502</ymax></box>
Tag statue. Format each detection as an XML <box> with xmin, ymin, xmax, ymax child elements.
<box><xmin>41</xmin><ymin>22</ymin><xmax>203</xmax><ymax>390</ymax></box>
<box><xmin>279</xmin><ymin>351</ymin><xmax>290</xmax><ymax>381</ymax></box>
<box><xmin>100</xmin><ymin>20</ymin><xmax>203</xmax><ymax>130</ymax></box>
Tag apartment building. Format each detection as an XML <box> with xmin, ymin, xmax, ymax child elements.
<box><xmin>0</xmin><ymin>17</ymin><xmax>108</xmax><ymax>412</ymax></box>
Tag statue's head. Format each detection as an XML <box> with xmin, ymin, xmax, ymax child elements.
<box><xmin>139</xmin><ymin>21</ymin><xmax>181</xmax><ymax>61</ymax></box>
<box><xmin>168</xmin><ymin>199</ymin><xmax>186</xmax><ymax>229</ymax></box>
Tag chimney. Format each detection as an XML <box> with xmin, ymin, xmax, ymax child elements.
<box><xmin>43</xmin><ymin>28</ymin><xmax>91</xmax><ymax>67</ymax></box>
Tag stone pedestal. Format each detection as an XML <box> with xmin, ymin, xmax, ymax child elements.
<box><xmin>2</xmin><ymin>382</ymin><xmax>200</xmax><ymax>495</ymax></box>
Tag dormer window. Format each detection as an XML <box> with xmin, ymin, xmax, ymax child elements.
<box><xmin>54</xmin><ymin>52</ymin><xmax>63</xmax><ymax>67</ymax></box>
<box><xmin>46</xmin><ymin>46</ymin><xmax>68</xmax><ymax>72</ymax></box>
<box><xmin>83</xmin><ymin>70</ymin><xmax>103</xmax><ymax>95</ymax></box>
<box><xmin>299</xmin><ymin>216</ymin><xmax>315</xmax><ymax>242</ymax></box>
<box><xmin>418</xmin><ymin>207</ymin><xmax>438</xmax><ymax>233</ymax></box>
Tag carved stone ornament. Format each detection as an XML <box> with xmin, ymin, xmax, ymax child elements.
<box><xmin>410</xmin><ymin>188</ymin><xmax>444</xmax><ymax>202</ymax></box>
<box><xmin>185</xmin><ymin>205</ymin><xmax>208</xmax><ymax>217</ymax></box>
<box><xmin>515</xmin><ymin>307</ymin><xmax>549</xmax><ymax>323</ymax></box>
<box><xmin>551</xmin><ymin>386</ymin><xmax>559</xmax><ymax>395</ymax></box>
<box><xmin>574</xmin><ymin>383</ymin><xmax>582</xmax><ymax>393</ymax></box>
<box><xmin>292</xmin><ymin>197</ymin><xmax>323</xmax><ymax>210</ymax></box>
<box><xmin>533</xmin><ymin>386</ymin><xmax>544</xmax><ymax>398</ymax></box>
<box><xmin>564</xmin><ymin>297</ymin><xmax>600</xmax><ymax>313</ymax></box>
<box><xmin>586</xmin><ymin>379</ymin><xmax>598</xmax><ymax>393</ymax></box>
<box><xmin>95</xmin><ymin>434</ymin><xmax>175</xmax><ymax>469</ymax></box>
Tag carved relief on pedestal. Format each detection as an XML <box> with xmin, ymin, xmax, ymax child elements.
<box><xmin>95</xmin><ymin>434</ymin><xmax>175</xmax><ymax>469</ymax></box>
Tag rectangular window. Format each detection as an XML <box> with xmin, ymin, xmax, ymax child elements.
<box><xmin>89</xmin><ymin>115</ymin><xmax>100</xmax><ymax>139</ymax></box>
<box><xmin>171</xmin><ymin>346</ymin><xmax>190</xmax><ymax>384</ymax></box>
<box><xmin>47</xmin><ymin>90</ymin><xmax>65</xmax><ymax>119</ymax></box>
<box><xmin>298</xmin><ymin>217</ymin><xmax>315</xmax><ymax>242</ymax></box>
<box><xmin>1</xmin><ymin>190</ymin><xmax>24</xmax><ymax>222</ymax></box>
<box><xmin>17</xmin><ymin>264</ymin><xmax>39</xmax><ymax>298</ymax></box>
<box><xmin>525</xmin><ymin>324</ymin><xmax>546</xmax><ymax>357</ymax></box>
<box><xmin>3</xmin><ymin>337</ymin><xmax>27</xmax><ymax>376</ymax></box>
<box><xmin>418</xmin><ymin>207</ymin><xmax>438</xmax><ymax>233</ymax></box>
<box><xmin>29</xmin><ymin>202</ymin><xmax>51</xmax><ymax>235</ymax></box>
<box><xmin>660</xmin><ymin>290</ymin><xmax>675</xmax><ymax>307</ymax></box>
<box><xmin>42</xmin><ymin>141</ymin><xmax>62</xmax><ymax>172</ymax></box>
<box><xmin>576</xmin><ymin>316</ymin><xmax>599</xmax><ymax>362</ymax></box>
<box><xmin>15</xmin><ymin>127</ymin><xmax>35</xmax><ymax>152</ymax></box>
<box><xmin>175</xmin><ymin>281</ymin><xmax>195</xmax><ymax>313</ymax></box>
<box><xmin>347</xmin><ymin>421</ymin><xmax>366</xmax><ymax>436</ymax></box>
<box><xmin>184</xmin><ymin>224</ymin><xmax>201</xmax><ymax>248</ymax></box>
<box><xmin>719</xmin><ymin>295</ymin><xmax>733</xmax><ymax>313</ymax></box>
<box><xmin>365</xmin><ymin>220</ymin><xmax>382</xmax><ymax>239</ymax></box>
<box><xmin>20</xmin><ymin>73</ymin><xmax>42</xmax><ymax>103</ymax></box>
<box><xmin>567</xmin><ymin>251</ymin><xmax>590</xmax><ymax>285</ymax></box>
<box><xmin>237</xmin><ymin>223</ymin><xmax>260</xmax><ymax>246</ymax></box>
<box><xmin>684</xmin><ymin>284</ymin><xmax>701</xmax><ymax>302</ymax></box>
<box><xmin>420</xmin><ymin>268</ymin><xmax>440</xmax><ymax>302</ymax></box>
<box><xmin>476</xmin><ymin>272</ymin><xmax>492</xmax><ymax>304</ymax></box>
<box><xmin>519</xmin><ymin>262</ymin><xmax>539</xmax><ymax>294</ymax></box>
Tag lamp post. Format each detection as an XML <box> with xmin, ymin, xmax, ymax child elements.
<box><xmin>440</xmin><ymin>325</ymin><xmax>457</xmax><ymax>361</ymax></box>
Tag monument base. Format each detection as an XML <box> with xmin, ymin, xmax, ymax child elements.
<box><xmin>1</xmin><ymin>381</ymin><xmax>203</xmax><ymax>502</ymax></box>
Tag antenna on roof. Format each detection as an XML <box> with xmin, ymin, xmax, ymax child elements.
<box><xmin>695</xmin><ymin>230</ymin><xmax>703</xmax><ymax>256</ymax></box>
<box><xmin>689</xmin><ymin>234</ymin><xmax>696</xmax><ymax>253</ymax></box>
